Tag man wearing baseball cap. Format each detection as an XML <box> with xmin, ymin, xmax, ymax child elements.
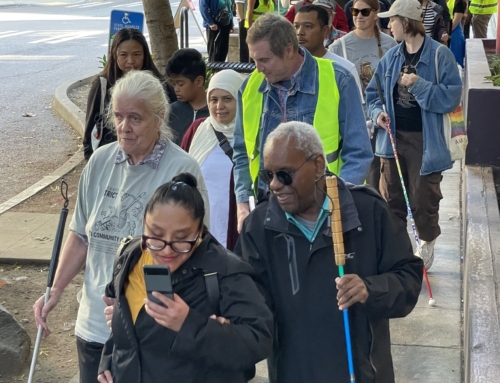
<box><xmin>366</xmin><ymin>0</ymin><xmax>462</xmax><ymax>270</ymax></box>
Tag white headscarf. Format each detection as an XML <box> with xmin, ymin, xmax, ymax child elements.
<box><xmin>189</xmin><ymin>69</ymin><xmax>245</xmax><ymax>165</ymax></box>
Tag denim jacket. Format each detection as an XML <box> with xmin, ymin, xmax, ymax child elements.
<box><xmin>233</xmin><ymin>48</ymin><xmax>373</xmax><ymax>204</ymax></box>
<box><xmin>366</xmin><ymin>36</ymin><xmax>462</xmax><ymax>176</ymax></box>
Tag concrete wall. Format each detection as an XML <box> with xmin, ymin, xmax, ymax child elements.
<box><xmin>462</xmin><ymin>166</ymin><xmax>500</xmax><ymax>383</ymax></box>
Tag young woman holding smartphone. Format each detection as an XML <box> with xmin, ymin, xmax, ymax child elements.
<box><xmin>98</xmin><ymin>173</ymin><xmax>273</xmax><ymax>383</ymax></box>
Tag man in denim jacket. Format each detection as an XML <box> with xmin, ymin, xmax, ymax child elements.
<box><xmin>233</xmin><ymin>13</ymin><xmax>373</xmax><ymax>231</ymax></box>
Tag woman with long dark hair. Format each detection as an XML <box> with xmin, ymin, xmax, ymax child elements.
<box><xmin>82</xmin><ymin>28</ymin><xmax>175</xmax><ymax>160</ymax></box>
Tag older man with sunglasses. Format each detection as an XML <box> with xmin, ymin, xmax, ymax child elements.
<box><xmin>236</xmin><ymin>121</ymin><xmax>423</xmax><ymax>383</ymax></box>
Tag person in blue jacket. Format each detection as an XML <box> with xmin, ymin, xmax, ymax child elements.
<box><xmin>366</xmin><ymin>0</ymin><xmax>462</xmax><ymax>271</ymax></box>
<box><xmin>200</xmin><ymin>0</ymin><xmax>234</xmax><ymax>61</ymax></box>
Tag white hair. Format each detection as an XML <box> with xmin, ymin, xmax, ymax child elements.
<box><xmin>264</xmin><ymin>121</ymin><xmax>326</xmax><ymax>170</ymax></box>
<box><xmin>107</xmin><ymin>70</ymin><xmax>173</xmax><ymax>140</ymax></box>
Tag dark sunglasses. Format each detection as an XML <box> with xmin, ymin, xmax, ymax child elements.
<box><xmin>260</xmin><ymin>155</ymin><xmax>316</xmax><ymax>186</ymax></box>
<box><xmin>351</xmin><ymin>7</ymin><xmax>376</xmax><ymax>17</ymax></box>
<box><xmin>142</xmin><ymin>229</ymin><xmax>201</xmax><ymax>253</ymax></box>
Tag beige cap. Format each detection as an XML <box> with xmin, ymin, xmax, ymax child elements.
<box><xmin>378</xmin><ymin>0</ymin><xmax>424</xmax><ymax>21</ymax></box>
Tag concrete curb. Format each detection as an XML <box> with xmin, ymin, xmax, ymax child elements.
<box><xmin>53</xmin><ymin>76</ymin><xmax>94</xmax><ymax>137</ymax></box>
<box><xmin>0</xmin><ymin>77</ymin><xmax>92</xmax><ymax>215</ymax></box>
<box><xmin>463</xmin><ymin>166</ymin><xmax>500</xmax><ymax>382</ymax></box>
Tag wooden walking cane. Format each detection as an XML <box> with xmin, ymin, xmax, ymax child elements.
<box><xmin>326</xmin><ymin>175</ymin><xmax>356</xmax><ymax>383</ymax></box>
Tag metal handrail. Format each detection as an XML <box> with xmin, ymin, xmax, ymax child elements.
<box><xmin>180</xmin><ymin>7</ymin><xmax>189</xmax><ymax>48</ymax></box>
<box><xmin>205</xmin><ymin>61</ymin><xmax>256</xmax><ymax>74</ymax></box>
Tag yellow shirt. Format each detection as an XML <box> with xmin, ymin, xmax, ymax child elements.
<box><xmin>125</xmin><ymin>250</ymin><xmax>154</xmax><ymax>324</ymax></box>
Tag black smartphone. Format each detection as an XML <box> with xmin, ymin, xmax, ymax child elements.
<box><xmin>143</xmin><ymin>265</ymin><xmax>174</xmax><ymax>306</ymax></box>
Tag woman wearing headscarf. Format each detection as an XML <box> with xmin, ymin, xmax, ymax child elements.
<box><xmin>181</xmin><ymin>70</ymin><xmax>244</xmax><ymax>250</ymax></box>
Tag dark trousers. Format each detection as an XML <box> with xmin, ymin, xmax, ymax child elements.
<box><xmin>379</xmin><ymin>130</ymin><xmax>443</xmax><ymax>242</ymax></box>
<box><xmin>207</xmin><ymin>24</ymin><xmax>231</xmax><ymax>62</ymax></box>
<box><xmin>238</xmin><ymin>20</ymin><xmax>250</xmax><ymax>62</ymax></box>
<box><xmin>76</xmin><ymin>336</ymin><xmax>104</xmax><ymax>383</ymax></box>
<box><xmin>471</xmin><ymin>14</ymin><xmax>492</xmax><ymax>38</ymax></box>
<box><xmin>366</xmin><ymin>129</ymin><xmax>381</xmax><ymax>193</ymax></box>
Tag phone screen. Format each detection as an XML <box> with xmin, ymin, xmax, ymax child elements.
<box><xmin>143</xmin><ymin>265</ymin><xmax>174</xmax><ymax>306</ymax></box>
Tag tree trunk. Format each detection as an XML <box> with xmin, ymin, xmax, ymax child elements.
<box><xmin>142</xmin><ymin>0</ymin><xmax>179</xmax><ymax>71</ymax></box>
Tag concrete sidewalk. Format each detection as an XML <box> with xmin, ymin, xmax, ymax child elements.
<box><xmin>0</xmin><ymin>212</ymin><xmax>72</xmax><ymax>263</ymax></box>
<box><xmin>391</xmin><ymin>162</ymin><xmax>462</xmax><ymax>382</ymax></box>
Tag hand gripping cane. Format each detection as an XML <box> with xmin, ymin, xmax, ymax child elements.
<box><xmin>373</xmin><ymin>73</ymin><xmax>436</xmax><ymax>306</ymax></box>
<box><xmin>28</xmin><ymin>181</ymin><xmax>70</xmax><ymax>383</ymax></box>
<box><xmin>326</xmin><ymin>175</ymin><xmax>356</xmax><ymax>383</ymax></box>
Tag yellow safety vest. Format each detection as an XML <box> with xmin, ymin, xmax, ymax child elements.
<box><xmin>241</xmin><ymin>57</ymin><xmax>342</xmax><ymax>195</ymax></box>
<box><xmin>469</xmin><ymin>0</ymin><xmax>497</xmax><ymax>15</ymax></box>
<box><xmin>244</xmin><ymin>0</ymin><xmax>275</xmax><ymax>28</ymax></box>
<box><xmin>447</xmin><ymin>0</ymin><xmax>454</xmax><ymax>18</ymax></box>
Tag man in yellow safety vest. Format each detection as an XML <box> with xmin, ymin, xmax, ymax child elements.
<box><xmin>232</xmin><ymin>13</ymin><xmax>373</xmax><ymax>231</ymax></box>
<box><xmin>246</xmin><ymin>0</ymin><xmax>275</xmax><ymax>29</ymax></box>
<box><xmin>469</xmin><ymin>0</ymin><xmax>498</xmax><ymax>38</ymax></box>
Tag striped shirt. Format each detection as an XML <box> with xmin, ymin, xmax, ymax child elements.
<box><xmin>422</xmin><ymin>5</ymin><xmax>435</xmax><ymax>36</ymax></box>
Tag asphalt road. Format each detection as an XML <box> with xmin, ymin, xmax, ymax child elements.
<box><xmin>0</xmin><ymin>0</ymin><xmax>206</xmax><ymax>204</ymax></box>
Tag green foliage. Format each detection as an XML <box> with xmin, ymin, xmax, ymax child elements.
<box><xmin>203</xmin><ymin>56</ymin><xmax>214</xmax><ymax>89</ymax></box>
<box><xmin>98</xmin><ymin>54</ymin><xmax>107</xmax><ymax>69</ymax></box>
<box><xmin>485</xmin><ymin>55</ymin><xmax>500</xmax><ymax>86</ymax></box>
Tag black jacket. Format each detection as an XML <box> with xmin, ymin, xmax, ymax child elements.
<box><xmin>99</xmin><ymin>233</ymin><xmax>273</xmax><ymax>383</ymax></box>
<box><xmin>169</xmin><ymin>101</ymin><xmax>210</xmax><ymax>145</ymax></box>
<box><xmin>235</xmin><ymin>183</ymin><xmax>423</xmax><ymax>383</ymax></box>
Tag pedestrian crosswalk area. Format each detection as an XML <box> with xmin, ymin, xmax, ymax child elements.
<box><xmin>0</xmin><ymin>29</ymin><xmax>108</xmax><ymax>45</ymax></box>
<box><xmin>66</xmin><ymin>1</ymin><xmax>143</xmax><ymax>8</ymax></box>
<box><xmin>0</xmin><ymin>29</ymin><xmax>206</xmax><ymax>49</ymax></box>
<box><xmin>62</xmin><ymin>1</ymin><xmax>179</xmax><ymax>8</ymax></box>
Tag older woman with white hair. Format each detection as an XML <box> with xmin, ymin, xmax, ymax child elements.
<box><xmin>33</xmin><ymin>70</ymin><xmax>209</xmax><ymax>382</ymax></box>
<box><xmin>182</xmin><ymin>69</ymin><xmax>245</xmax><ymax>250</ymax></box>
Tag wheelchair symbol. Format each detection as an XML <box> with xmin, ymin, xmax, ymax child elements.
<box><xmin>122</xmin><ymin>13</ymin><xmax>131</xmax><ymax>24</ymax></box>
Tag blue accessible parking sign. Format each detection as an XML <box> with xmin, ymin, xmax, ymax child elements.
<box><xmin>108</xmin><ymin>10</ymin><xmax>145</xmax><ymax>52</ymax></box>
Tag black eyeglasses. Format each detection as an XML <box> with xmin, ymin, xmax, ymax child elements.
<box><xmin>351</xmin><ymin>7</ymin><xmax>376</xmax><ymax>17</ymax></box>
<box><xmin>260</xmin><ymin>155</ymin><xmax>316</xmax><ymax>186</ymax></box>
<box><xmin>142</xmin><ymin>229</ymin><xmax>201</xmax><ymax>253</ymax></box>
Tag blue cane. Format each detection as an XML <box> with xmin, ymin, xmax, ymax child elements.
<box><xmin>326</xmin><ymin>175</ymin><xmax>356</xmax><ymax>383</ymax></box>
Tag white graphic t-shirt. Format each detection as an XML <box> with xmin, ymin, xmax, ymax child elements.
<box><xmin>329</xmin><ymin>31</ymin><xmax>397</xmax><ymax>96</ymax></box>
<box><xmin>70</xmin><ymin>140</ymin><xmax>209</xmax><ymax>344</ymax></box>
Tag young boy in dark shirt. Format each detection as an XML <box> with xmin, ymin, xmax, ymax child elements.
<box><xmin>166</xmin><ymin>49</ymin><xmax>210</xmax><ymax>144</ymax></box>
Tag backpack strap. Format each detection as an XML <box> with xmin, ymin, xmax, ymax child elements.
<box><xmin>340</xmin><ymin>37</ymin><xmax>348</xmax><ymax>60</ymax></box>
<box><xmin>115</xmin><ymin>235</ymin><xmax>134</xmax><ymax>261</ymax></box>
<box><xmin>204</xmin><ymin>272</ymin><xmax>220</xmax><ymax>315</ymax></box>
<box><xmin>435</xmin><ymin>45</ymin><xmax>444</xmax><ymax>84</ymax></box>
<box><xmin>212</xmin><ymin>127</ymin><xmax>234</xmax><ymax>160</ymax></box>
<box><xmin>99</xmin><ymin>77</ymin><xmax>108</xmax><ymax>130</ymax></box>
